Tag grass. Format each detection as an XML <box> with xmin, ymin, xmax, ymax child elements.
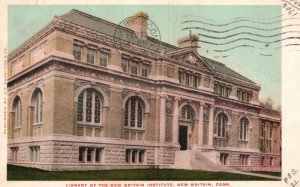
<box><xmin>7</xmin><ymin>165</ymin><xmax>278</xmax><ymax>181</ymax></box>
<box><xmin>248</xmin><ymin>171</ymin><xmax>281</xmax><ymax>177</ymax></box>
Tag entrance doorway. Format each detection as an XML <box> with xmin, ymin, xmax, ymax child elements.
<box><xmin>179</xmin><ymin>125</ymin><xmax>188</xmax><ymax>150</ymax></box>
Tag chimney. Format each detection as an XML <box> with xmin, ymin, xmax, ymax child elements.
<box><xmin>177</xmin><ymin>34</ymin><xmax>199</xmax><ymax>49</ymax></box>
<box><xmin>124</xmin><ymin>12</ymin><xmax>149</xmax><ymax>40</ymax></box>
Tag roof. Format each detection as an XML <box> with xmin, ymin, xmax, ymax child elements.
<box><xmin>36</xmin><ymin>9</ymin><xmax>252</xmax><ymax>84</ymax></box>
<box><xmin>202</xmin><ymin>56</ymin><xmax>255</xmax><ymax>83</ymax></box>
<box><xmin>59</xmin><ymin>9</ymin><xmax>179</xmax><ymax>54</ymax></box>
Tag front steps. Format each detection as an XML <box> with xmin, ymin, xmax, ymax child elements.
<box><xmin>172</xmin><ymin>149</ymin><xmax>235</xmax><ymax>171</ymax></box>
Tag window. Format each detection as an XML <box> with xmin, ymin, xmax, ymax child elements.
<box><xmin>32</xmin><ymin>90</ymin><xmax>43</xmax><ymax>124</ymax></box>
<box><xmin>30</xmin><ymin>146</ymin><xmax>40</xmax><ymax>162</ymax></box>
<box><xmin>87</xmin><ymin>48</ymin><xmax>95</xmax><ymax>64</ymax></box>
<box><xmin>11</xmin><ymin>147</ymin><xmax>18</xmax><ymax>161</ymax></box>
<box><xmin>79</xmin><ymin>147</ymin><xmax>103</xmax><ymax>163</ymax></box>
<box><xmin>124</xmin><ymin>97</ymin><xmax>143</xmax><ymax>128</ymax></box>
<box><xmin>214</xmin><ymin>82</ymin><xmax>231</xmax><ymax>97</ymax></box>
<box><xmin>142</xmin><ymin>64</ymin><xmax>149</xmax><ymax>77</ymax></box>
<box><xmin>240</xmin><ymin>154</ymin><xmax>250</xmax><ymax>166</ymax></box>
<box><xmin>125</xmin><ymin>149</ymin><xmax>145</xmax><ymax>164</ymax></box>
<box><xmin>193</xmin><ymin>75</ymin><xmax>199</xmax><ymax>88</ymax></box>
<box><xmin>77</xmin><ymin>89</ymin><xmax>101</xmax><ymax>124</ymax></box>
<box><xmin>131</xmin><ymin>61</ymin><xmax>138</xmax><ymax>75</ymax></box>
<box><xmin>179</xmin><ymin>70</ymin><xmax>184</xmax><ymax>84</ymax></box>
<box><xmin>13</xmin><ymin>97</ymin><xmax>21</xmax><ymax>128</ymax></box>
<box><xmin>239</xmin><ymin>117</ymin><xmax>249</xmax><ymax>140</ymax></box>
<box><xmin>178</xmin><ymin>70</ymin><xmax>200</xmax><ymax>89</ymax></box>
<box><xmin>237</xmin><ymin>89</ymin><xmax>252</xmax><ymax>102</ymax></box>
<box><xmin>216</xmin><ymin>113</ymin><xmax>228</xmax><ymax>138</ymax></box>
<box><xmin>185</xmin><ymin>73</ymin><xmax>190</xmax><ymax>86</ymax></box>
<box><xmin>100</xmin><ymin>51</ymin><xmax>108</xmax><ymax>67</ymax></box>
<box><xmin>247</xmin><ymin>92</ymin><xmax>252</xmax><ymax>102</ymax></box>
<box><xmin>180</xmin><ymin>105</ymin><xmax>194</xmax><ymax>121</ymax></box>
<box><xmin>73</xmin><ymin>44</ymin><xmax>82</xmax><ymax>60</ymax></box>
<box><xmin>220</xmin><ymin>153</ymin><xmax>229</xmax><ymax>165</ymax></box>
<box><xmin>121</xmin><ymin>58</ymin><xmax>129</xmax><ymax>72</ymax></box>
<box><xmin>261</xmin><ymin>156</ymin><xmax>265</xmax><ymax>166</ymax></box>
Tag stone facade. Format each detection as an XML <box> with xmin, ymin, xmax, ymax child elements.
<box><xmin>7</xmin><ymin>9</ymin><xmax>281</xmax><ymax>171</ymax></box>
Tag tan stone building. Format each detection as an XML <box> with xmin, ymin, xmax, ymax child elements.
<box><xmin>7</xmin><ymin>9</ymin><xmax>281</xmax><ymax>171</ymax></box>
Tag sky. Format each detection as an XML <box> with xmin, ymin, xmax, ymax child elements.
<box><xmin>8</xmin><ymin>5</ymin><xmax>282</xmax><ymax>107</ymax></box>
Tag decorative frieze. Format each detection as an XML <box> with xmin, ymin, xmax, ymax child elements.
<box><xmin>215</xmin><ymin>72</ymin><xmax>260</xmax><ymax>91</ymax></box>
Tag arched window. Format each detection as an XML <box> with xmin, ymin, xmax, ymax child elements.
<box><xmin>77</xmin><ymin>89</ymin><xmax>101</xmax><ymax>124</ymax></box>
<box><xmin>180</xmin><ymin>105</ymin><xmax>194</xmax><ymax>121</ymax></box>
<box><xmin>32</xmin><ymin>89</ymin><xmax>43</xmax><ymax>124</ymax></box>
<box><xmin>13</xmin><ymin>97</ymin><xmax>21</xmax><ymax>128</ymax></box>
<box><xmin>216</xmin><ymin>113</ymin><xmax>228</xmax><ymax>138</ymax></box>
<box><xmin>124</xmin><ymin>97</ymin><xmax>143</xmax><ymax>128</ymax></box>
<box><xmin>239</xmin><ymin>117</ymin><xmax>249</xmax><ymax>140</ymax></box>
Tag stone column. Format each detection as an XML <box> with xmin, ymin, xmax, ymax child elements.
<box><xmin>208</xmin><ymin>105</ymin><xmax>214</xmax><ymax>147</ymax></box>
<box><xmin>84</xmin><ymin>148</ymin><xmax>87</xmax><ymax>163</ymax></box>
<box><xmin>198</xmin><ymin>103</ymin><xmax>204</xmax><ymax>146</ymax></box>
<box><xmin>159</xmin><ymin>95</ymin><xmax>166</xmax><ymax>142</ymax></box>
<box><xmin>129</xmin><ymin>150</ymin><xmax>133</xmax><ymax>164</ymax></box>
<box><xmin>172</xmin><ymin>97</ymin><xmax>180</xmax><ymax>144</ymax></box>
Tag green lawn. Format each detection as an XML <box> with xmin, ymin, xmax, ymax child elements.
<box><xmin>7</xmin><ymin>165</ymin><xmax>278</xmax><ymax>181</ymax></box>
<box><xmin>248</xmin><ymin>171</ymin><xmax>281</xmax><ymax>177</ymax></box>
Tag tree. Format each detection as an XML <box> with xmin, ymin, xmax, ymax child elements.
<box><xmin>261</xmin><ymin>97</ymin><xmax>274</xmax><ymax>110</ymax></box>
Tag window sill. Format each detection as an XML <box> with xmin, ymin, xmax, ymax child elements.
<box><xmin>32</xmin><ymin>123</ymin><xmax>42</xmax><ymax>126</ymax></box>
<box><xmin>214</xmin><ymin>136</ymin><xmax>228</xmax><ymax>140</ymax></box>
<box><xmin>124</xmin><ymin>127</ymin><xmax>145</xmax><ymax>131</ymax></box>
<box><xmin>77</xmin><ymin>122</ymin><xmax>102</xmax><ymax>127</ymax></box>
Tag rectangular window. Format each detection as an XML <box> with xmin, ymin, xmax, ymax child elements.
<box><xmin>100</xmin><ymin>52</ymin><xmax>108</xmax><ymax>67</ymax></box>
<box><xmin>29</xmin><ymin>146</ymin><xmax>40</xmax><ymax>162</ymax></box>
<box><xmin>260</xmin><ymin>139</ymin><xmax>264</xmax><ymax>151</ymax></box>
<box><xmin>126</xmin><ymin>149</ymin><xmax>131</xmax><ymax>163</ymax></box>
<box><xmin>79</xmin><ymin>147</ymin><xmax>102</xmax><ymax>163</ymax></box>
<box><xmin>142</xmin><ymin>64</ymin><xmax>149</xmax><ymax>77</ymax></box>
<box><xmin>220</xmin><ymin>153</ymin><xmax>229</xmax><ymax>165</ymax></box>
<box><xmin>131</xmin><ymin>62</ymin><xmax>138</xmax><ymax>75</ymax></box>
<box><xmin>185</xmin><ymin>73</ymin><xmax>190</xmax><ymax>86</ymax></box>
<box><xmin>73</xmin><ymin>44</ymin><xmax>82</xmax><ymax>61</ymax></box>
<box><xmin>240</xmin><ymin>154</ymin><xmax>250</xmax><ymax>166</ymax></box>
<box><xmin>179</xmin><ymin>70</ymin><xmax>184</xmax><ymax>84</ymax></box>
<box><xmin>11</xmin><ymin>147</ymin><xmax>18</xmax><ymax>161</ymax></box>
<box><xmin>193</xmin><ymin>75</ymin><xmax>198</xmax><ymax>88</ymax></box>
<box><xmin>87</xmin><ymin>48</ymin><xmax>95</xmax><ymax>64</ymax></box>
<box><xmin>226</xmin><ymin>87</ymin><xmax>231</xmax><ymax>97</ymax></box>
<box><xmin>138</xmin><ymin>150</ymin><xmax>145</xmax><ymax>163</ymax></box>
<box><xmin>121</xmin><ymin>58</ymin><xmax>128</xmax><ymax>72</ymax></box>
<box><xmin>247</xmin><ymin>92</ymin><xmax>252</xmax><ymax>102</ymax></box>
<box><xmin>79</xmin><ymin>147</ymin><xmax>85</xmax><ymax>162</ymax></box>
<box><xmin>132</xmin><ymin>150</ymin><xmax>137</xmax><ymax>163</ymax></box>
<box><xmin>125</xmin><ymin>149</ymin><xmax>145</xmax><ymax>164</ymax></box>
<box><xmin>87</xmin><ymin>148</ymin><xmax>92</xmax><ymax>162</ymax></box>
<box><xmin>95</xmin><ymin>148</ymin><xmax>101</xmax><ymax>162</ymax></box>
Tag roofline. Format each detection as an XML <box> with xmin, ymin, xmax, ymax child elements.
<box><xmin>61</xmin><ymin>9</ymin><xmax>180</xmax><ymax>51</ymax></box>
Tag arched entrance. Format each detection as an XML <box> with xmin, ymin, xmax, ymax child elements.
<box><xmin>178</xmin><ymin>105</ymin><xmax>195</xmax><ymax>150</ymax></box>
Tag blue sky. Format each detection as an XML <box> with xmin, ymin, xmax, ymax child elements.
<box><xmin>8</xmin><ymin>5</ymin><xmax>281</xmax><ymax>107</ymax></box>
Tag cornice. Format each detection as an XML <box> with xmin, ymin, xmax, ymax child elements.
<box><xmin>215</xmin><ymin>72</ymin><xmax>260</xmax><ymax>91</ymax></box>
